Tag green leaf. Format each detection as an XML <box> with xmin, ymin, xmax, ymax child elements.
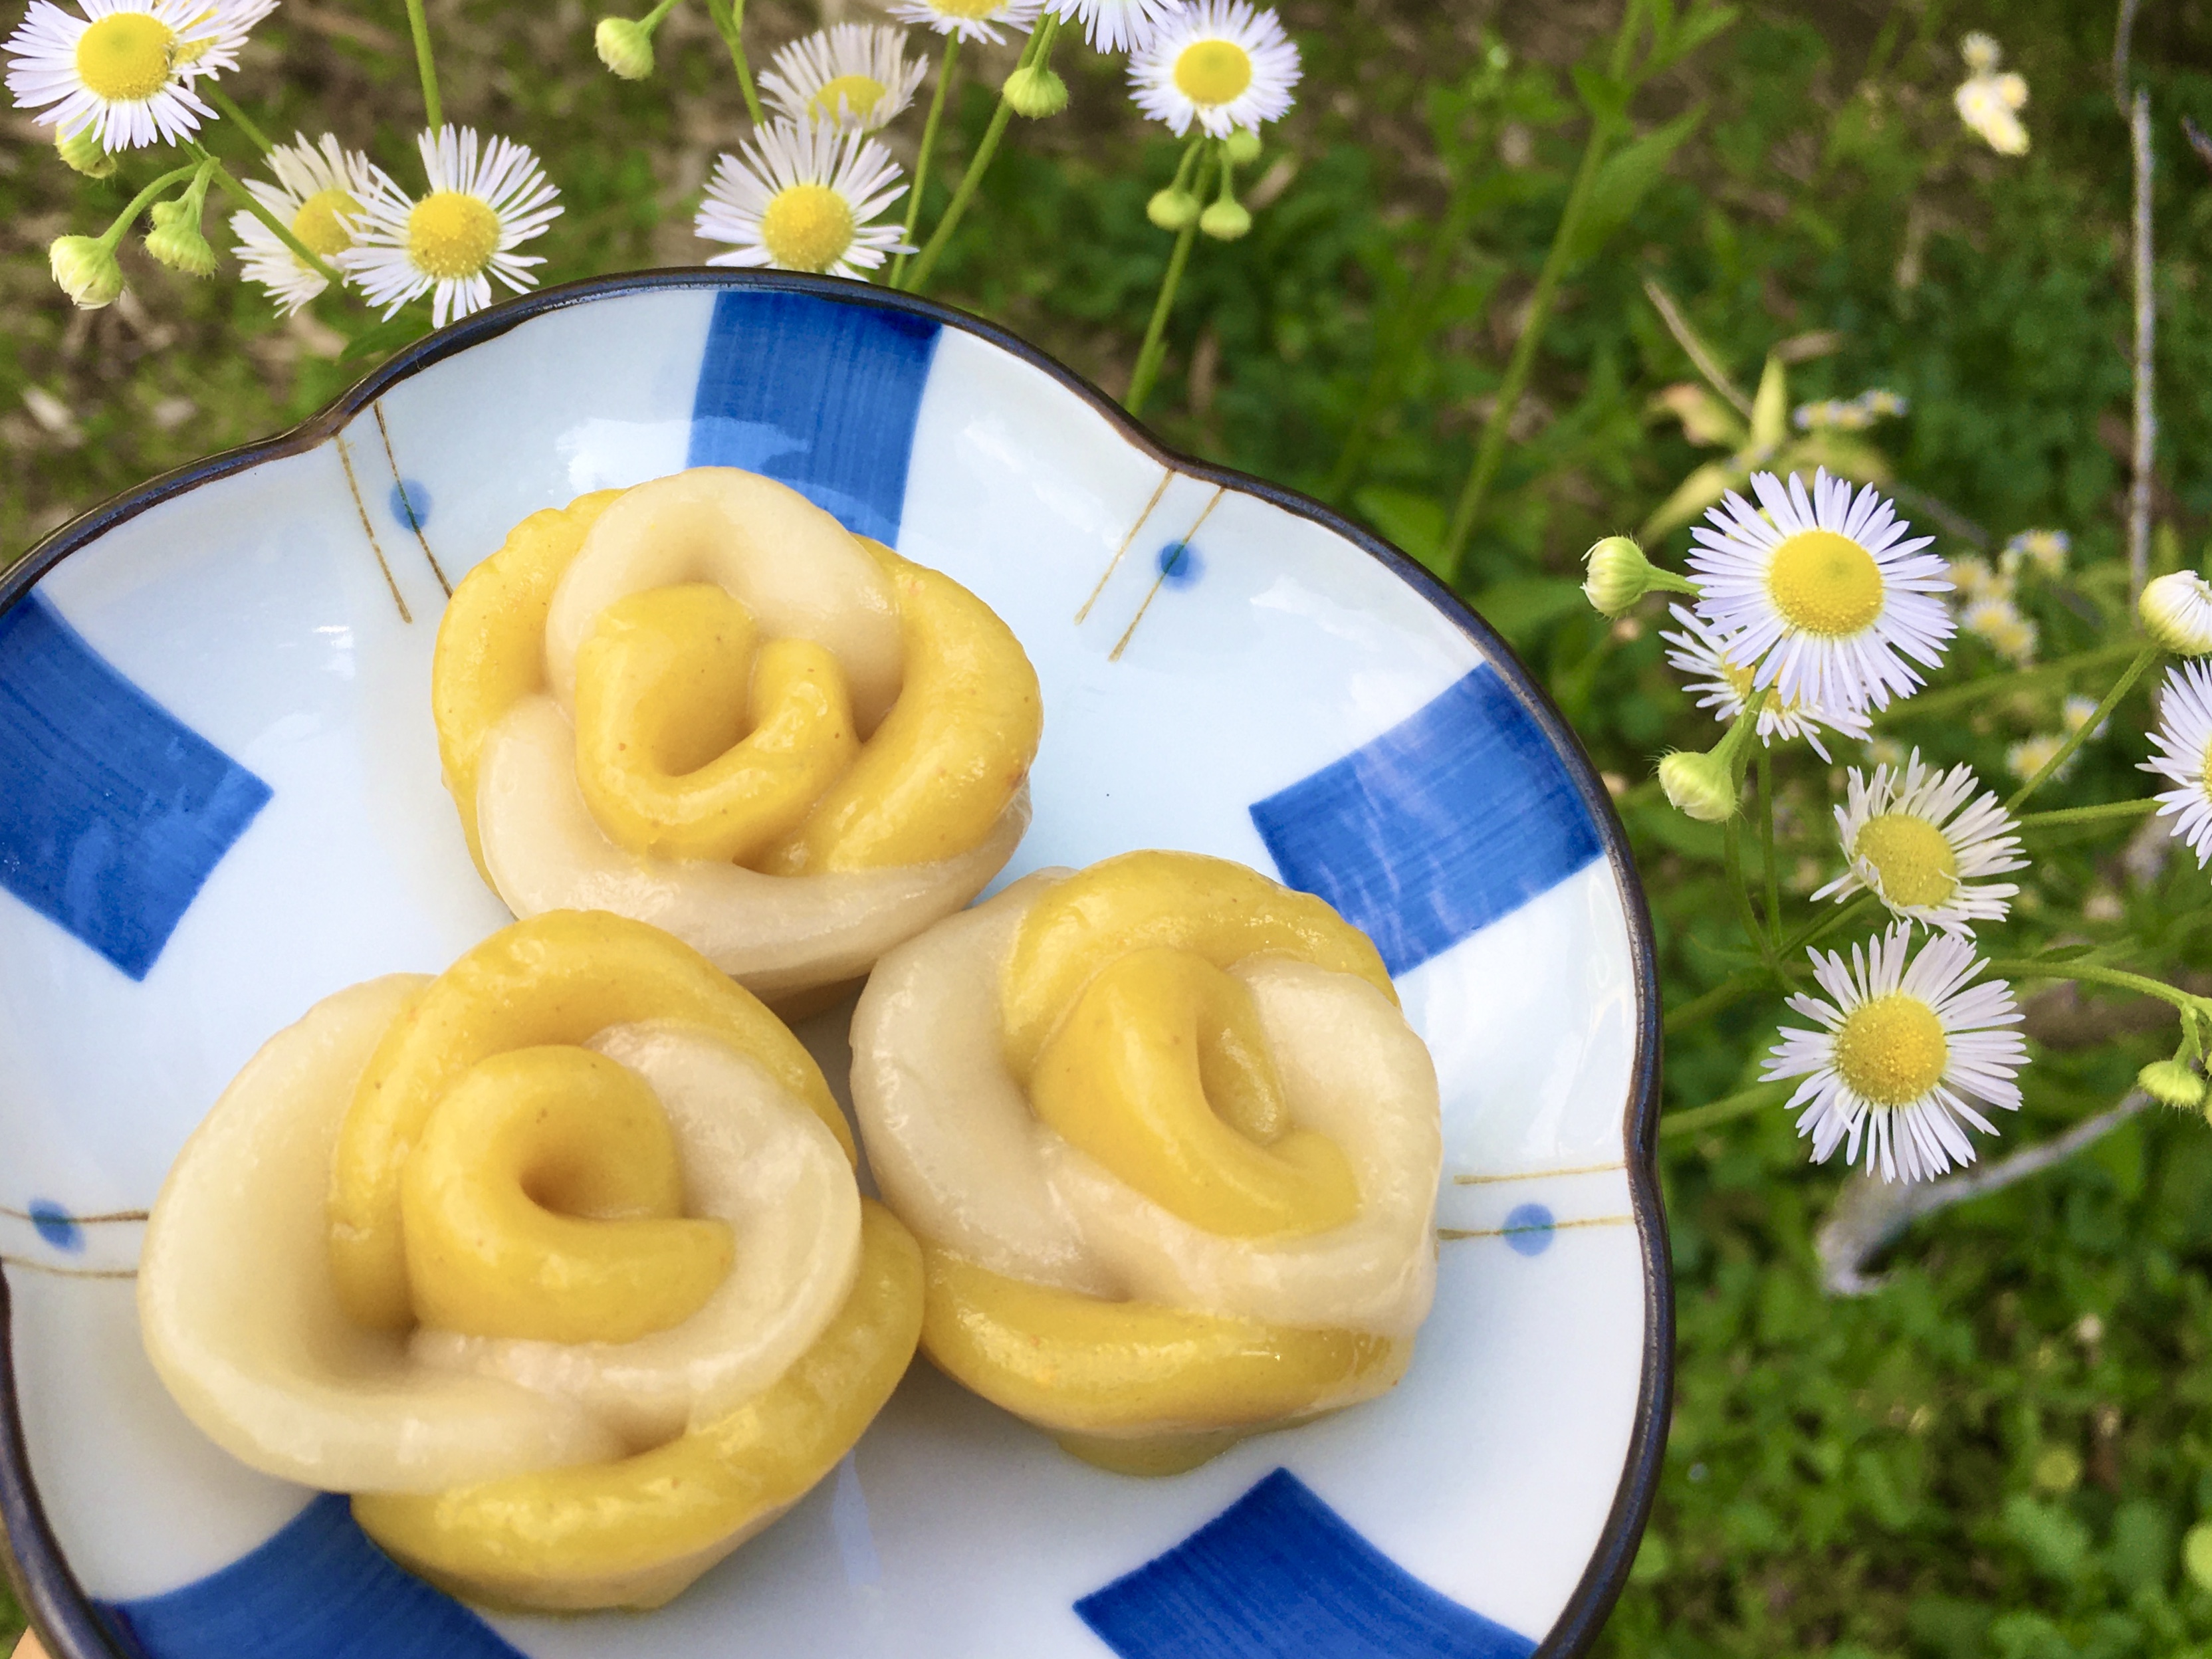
<box><xmin>337</xmin><ymin>313</ymin><xmax>430</xmax><ymax>368</ymax></box>
<box><xmin>1472</xmin><ymin>575</ymin><xmax>1590</xmax><ymax>645</ymax></box>
<box><xmin>1563</xmin><ymin>106</ymin><xmax>1705</xmax><ymax>269</ymax></box>
<box><xmin>2037</xmin><ymin>943</ymin><xmax>2100</xmax><ymax>963</ymax></box>
<box><xmin>1650</xmin><ymin>1</ymin><xmax>1737</xmax><ymax>68</ymax></box>
<box><xmin>1749</xmin><ymin>355</ymin><xmax>1789</xmax><ymax>449</ymax></box>
<box><xmin>1569</xmin><ymin>64</ymin><xmax>1631</xmax><ymax>129</ymax></box>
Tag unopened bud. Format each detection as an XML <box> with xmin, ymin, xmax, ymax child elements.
<box><xmin>55</xmin><ymin>126</ymin><xmax>114</xmax><ymax>178</ymax></box>
<box><xmin>1198</xmin><ymin>196</ymin><xmax>1251</xmax><ymax>241</ymax></box>
<box><xmin>595</xmin><ymin>16</ymin><xmax>655</xmax><ymax>80</ymax></box>
<box><xmin>146</xmin><ymin>197</ymin><xmax>216</xmax><ymax>277</ymax></box>
<box><xmin>49</xmin><ymin>234</ymin><xmax>122</xmax><ymax>309</ymax></box>
<box><xmin>1658</xmin><ymin>749</ymin><xmax>1737</xmax><ymax>823</ymax></box>
<box><xmin>1003</xmin><ymin>64</ymin><xmax>1068</xmax><ymax>119</ymax></box>
<box><xmin>1584</xmin><ymin>535</ymin><xmax>1656</xmax><ymax>616</ymax></box>
<box><xmin>1147</xmin><ymin>186</ymin><xmax>1200</xmax><ymax>231</ymax></box>
<box><xmin>1223</xmin><ymin>128</ymin><xmax>1262</xmax><ymax>166</ymax></box>
<box><xmin>2140</xmin><ymin>1059</ymin><xmax>2209</xmax><ymax>1110</ymax></box>
<box><xmin>2139</xmin><ymin>570</ymin><xmax>2212</xmax><ymax>657</ymax></box>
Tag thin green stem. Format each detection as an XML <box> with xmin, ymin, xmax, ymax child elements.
<box><xmin>1126</xmin><ymin>146</ymin><xmax>1212</xmax><ymax>415</ymax></box>
<box><xmin>205</xmin><ymin>87</ymin><xmax>273</xmax><ymax>154</ymax></box>
<box><xmin>1791</xmin><ymin>891</ymin><xmax>1876</xmax><ymax>954</ymax></box>
<box><xmin>401</xmin><ymin>0</ymin><xmax>443</xmax><ymax>129</ymax></box>
<box><xmin>1660</xmin><ymin>893</ymin><xmax>1879</xmax><ymax>1037</ymax></box>
<box><xmin>2019</xmin><ymin>798</ymin><xmax>2159</xmax><ymax>831</ymax></box>
<box><xmin>197</xmin><ymin>152</ymin><xmax>343</xmax><ymax>284</ymax></box>
<box><xmin>1723</xmin><ymin>816</ymin><xmax>1772</xmax><ymax>969</ymax></box>
<box><xmin>2004</xmin><ymin>645</ymin><xmax>2160</xmax><ymax>813</ymax></box>
<box><xmin>1437</xmin><ymin>1</ymin><xmax>1644</xmax><ymax>584</ymax></box>
<box><xmin>890</xmin><ymin>33</ymin><xmax>960</xmax><ymax>287</ymax></box>
<box><xmin>1985</xmin><ymin>958</ymin><xmax>2205</xmax><ymax>1016</ymax></box>
<box><xmin>1758</xmin><ymin>745</ymin><xmax>1781</xmax><ymax>948</ymax></box>
<box><xmin>1874</xmin><ymin>643</ymin><xmax>2138</xmax><ymax>726</ymax></box>
<box><xmin>903</xmin><ymin>15</ymin><xmax>1057</xmax><ymax>294</ymax></box>
<box><xmin>101</xmin><ymin>164</ymin><xmax>203</xmax><ymax>245</ymax></box>
<box><xmin>705</xmin><ymin>0</ymin><xmax>764</xmax><ymax>128</ymax></box>
<box><xmin>1660</xmin><ymin>1079</ymin><xmax>1791</xmax><ymax>1141</ymax></box>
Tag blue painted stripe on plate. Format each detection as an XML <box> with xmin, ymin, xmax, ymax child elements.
<box><xmin>1249</xmin><ymin>664</ymin><xmax>1603</xmax><ymax>978</ymax></box>
<box><xmin>1075</xmin><ymin>1468</ymin><xmax>1537</xmax><ymax>1659</ymax></box>
<box><xmin>687</xmin><ymin>288</ymin><xmax>940</xmax><ymax>546</ymax></box>
<box><xmin>0</xmin><ymin>594</ymin><xmax>271</xmax><ymax>980</ymax></box>
<box><xmin>101</xmin><ymin>1494</ymin><xmax>526</xmax><ymax>1659</ymax></box>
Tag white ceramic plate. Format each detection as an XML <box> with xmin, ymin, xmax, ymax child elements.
<box><xmin>0</xmin><ymin>272</ymin><xmax>1667</xmax><ymax>1659</ymax></box>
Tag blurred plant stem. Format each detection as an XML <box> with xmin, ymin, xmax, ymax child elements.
<box><xmin>889</xmin><ymin>34</ymin><xmax>960</xmax><ymax>288</ymax></box>
<box><xmin>402</xmin><ymin>0</ymin><xmax>442</xmax><ymax>128</ymax></box>
<box><xmin>2003</xmin><ymin>645</ymin><xmax>2159</xmax><ymax>812</ymax></box>
<box><xmin>704</xmin><ymin>0</ymin><xmax>765</xmax><ymax>130</ymax></box>
<box><xmin>207</xmin><ymin>88</ymin><xmax>273</xmax><ymax>155</ymax></box>
<box><xmin>1126</xmin><ymin>144</ymin><xmax>1215</xmax><ymax>415</ymax></box>
<box><xmin>903</xmin><ymin>16</ymin><xmax>1059</xmax><ymax>294</ymax></box>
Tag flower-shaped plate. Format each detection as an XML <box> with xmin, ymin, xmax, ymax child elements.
<box><xmin>0</xmin><ymin>272</ymin><xmax>1667</xmax><ymax>1659</ymax></box>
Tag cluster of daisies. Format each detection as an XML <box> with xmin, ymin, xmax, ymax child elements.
<box><xmin>1954</xmin><ymin>30</ymin><xmax>2029</xmax><ymax>157</ymax></box>
<box><xmin>1791</xmin><ymin>387</ymin><xmax>1906</xmax><ymax>435</ymax></box>
<box><xmin>1589</xmin><ymin>468</ymin><xmax>2212</xmax><ymax>1182</ymax></box>
<box><xmin>675</xmin><ymin>0</ymin><xmax>1303</xmax><ymax>283</ymax></box>
<box><xmin>4</xmin><ymin>0</ymin><xmax>562</xmax><ymax>322</ymax></box>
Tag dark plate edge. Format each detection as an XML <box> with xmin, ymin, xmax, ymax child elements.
<box><xmin>0</xmin><ymin>266</ymin><xmax>1672</xmax><ymax>1659</ymax></box>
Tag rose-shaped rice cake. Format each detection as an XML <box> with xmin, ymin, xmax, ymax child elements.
<box><xmin>433</xmin><ymin>467</ymin><xmax>1043</xmax><ymax>1004</ymax></box>
<box><xmin>850</xmin><ymin>851</ymin><xmax>1443</xmax><ymax>1474</ymax></box>
<box><xmin>139</xmin><ymin>911</ymin><xmax>923</xmax><ymax>1611</ymax></box>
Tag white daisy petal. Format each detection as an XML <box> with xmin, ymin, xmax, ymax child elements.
<box><xmin>2143</xmin><ymin>659</ymin><xmax>2212</xmax><ymax>867</ymax></box>
<box><xmin>695</xmin><ymin>119</ymin><xmax>910</xmax><ymax>278</ymax></box>
<box><xmin>1128</xmin><ymin>0</ymin><xmax>1299</xmax><ymax>138</ymax></box>
<box><xmin>1688</xmin><ymin>467</ymin><xmax>1954</xmax><ymax>717</ymax></box>
<box><xmin>761</xmin><ymin>24</ymin><xmax>928</xmax><ymax>134</ymax></box>
<box><xmin>1759</xmin><ymin>925</ymin><xmax>2025</xmax><ymax>1183</ymax></box>
<box><xmin>336</xmin><ymin>126</ymin><xmax>562</xmax><ymax>328</ymax></box>
<box><xmin>1044</xmin><ymin>0</ymin><xmax>1184</xmax><ymax>54</ymax></box>
<box><xmin>1659</xmin><ymin>603</ymin><xmax>1869</xmax><ymax>763</ymax></box>
<box><xmin>5</xmin><ymin>0</ymin><xmax>271</xmax><ymax>150</ymax></box>
<box><xmin>889</xmin><ymin>0</ymin><xmax>1042</xmax><ymax>44</ymax></box>
<box><xmin>229</xmin><ymin>132</ymin><xmax>376</xmax><ymax>314</ymax></box>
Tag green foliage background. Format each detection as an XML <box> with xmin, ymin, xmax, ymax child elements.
<box><xmin>8</xmin><ymin>1</ymin><xmax>2212</xmax><ymax>1654</ymax></box>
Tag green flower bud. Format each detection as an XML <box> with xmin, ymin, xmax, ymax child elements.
<box><xmin>595</xmin><ymin>16</ymin><xmax>655</xmax><ymax>80</ymax></box>
<box><xmin>1004</xmin><ymin>64</ymin><xmax>1069</xmax><ymax>120</ymax></box>
<box><xmin>55</xmin><ymin>126</ymin><xmax>114</xmax><ymax>179</ymax></box>
<box><xmin>1198</xmin><ymin>196</ymin><xmax>1252</xmax><ymax>241</ymax></box>
<box><xmin>2138</xmin><ymin>570</ymin><xmax>2212</xmax><ymax>657</ymax></box>
<box><xmin>146</xmin><ymin>196</ymin><xmax>217</xmax><ymax>278</ymax></box>
<box><xmin>1223</xmin><ymin>128</ymin><xmax>1262</xmax><ymax>166</ymax></box>
<box><xmin>49</xmin><ymin>234</ymin><xmax>123</xmax><ymax>309</ymax></box>
<box><xmin>1658</xmin><ymin>749</ymin><xmax>1737</xmax><ymax>823</ymax></box>
<box><xmin>2140</xmin><ymin>1058</ymin><xmax>2208</xmax><ymax>1110</ymax></box>
<box><xmin>1147</xmin><ymin>187</ymin><xmax>1199</xmax><ymax>231</ymax></box>
<box><xmin>1583</xmin><ymin>535</ymin><xmax>1658</xmax><ymax>616</ymax></box>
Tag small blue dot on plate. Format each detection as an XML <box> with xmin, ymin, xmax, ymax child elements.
<box><xmin>29</xmin><ymin>1200</ymin><xmax>84</xmax><ymax>1254</ymax></box>
<box><xmin>1504</xmin><ymin>1202</ymin><xmax>1555</xmax><ymax>1257</ymax></box>
<box><xmin>1155</xmin><ymin>540</ymin><xmax>1203</xmax><ymax>587</ymax></box>
<box><xmin>389</xmin><ymin>479</ymin><xmax>431</xmax><ymax>531</ymax></box>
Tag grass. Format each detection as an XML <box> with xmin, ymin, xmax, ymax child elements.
<box><xmin>9</xmin><ymin>1</ymin><xmax>2212</xmax><ymax>1654</ymax></box>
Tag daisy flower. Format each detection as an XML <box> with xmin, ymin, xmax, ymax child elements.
<box><xmin>890</xmin><ymin>0</ymin><xmax>1042</xmax><ymax>44</ymax></box>
<box><xmin>2062</xmin><ymin>694</ymin><xmax>2108</xmax><ymax>741</ymax></box>
<box><xmin>231</xmin><ymin>132</ymin><xmax>374</xmax><ymax>314</ymax></box>
<box><xmin>1129</xmin><ymin>0</ymin><xmax>1299</xmax><ymax>139</ymax></box>
<box><xmin>1046</xmin><ymin>0</ymin><xmax>1184</xmax><ymax>54</ymax></box>
<box><xmin>1960</xmin><ymin>32</ymin><xmax>2001</xmax><ymax>74</ymax></box>
<box><xmin>2006</xmin><ymin>732</ymin><xmax>2071</xmax><ymax>786</ymax></box>
<box><xmin>696</xmin><ymin>120</ymin><xmax>908</xmax><ymax>278</ymax></box>
<box><xmin>1954</xmin><ymin>36</ymin><xmax>2029</xmax><ymax>157</ymax></box>
<box><xmin>1763</xmin><ymin>925</ymin><xmax>2025</xmax><ymax>1183</ymax></box>
<box><xmin>2143</xmin><ymin>659</ymin><xmax>2212</xmax><ymax>865</ymax></box>
<box><xmin>2000</xmin><ymin>528</ymin><xmax>2068</xmax><ymax>580</ymax></box>
<box><xmin>340</xmin><ymin>127</ymin><xmax>562</xmax><ymax>329</ymax></box>
<box><xmin>1962</xmin><ymin>593</ymin><xmax>2037</xmax><ymax>665</ymax></box>
<box><xmin>1947</xmin><ymin>554</ymin><xmax>2011</xmax><ymax>605</ymax></box>
<box><xmin>5</xmin><ymin>0</ymin><xmax>274</xmax><ymax>151</ymax></box>
<box><xmin>1660</xmin><ymin>603</ymin><xmax>1870</xmax><ymax>762</ymax></box>
<box><xmin>1813</xmin><ymin>750</ymin><xmax>2026</xmax><ymax>935</ymax></box>
<box><xmin>1688</xmin><ymin>468</ymin><xmax>1953</xmax><ymax>717</ymax></box>
<box><xmin>760</xmin><ymin>25</ymin><xmax>927</xmax><ymax>133</ymax></box>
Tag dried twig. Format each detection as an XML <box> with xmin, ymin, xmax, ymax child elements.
<box><xmin>1815</xmin><ymin>1093</ymin><xmax>2152</xmax><ymax>1296</ymax></box>
<box><xmin>1641</xmin><ymin>276</ymin><xmax>1755</xmax><ymax>419</ymax></box>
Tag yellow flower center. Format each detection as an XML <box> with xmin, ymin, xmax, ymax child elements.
<box><xmin>758</xmin><ymin>183</ymin><xmax>854</xmax><ymax>273</ymax></box>
<box><xmin>1853</xmin><ymin>812</ymin><xmax>1958</xmax><ymax>909</ymax></box>
<box><xmin>1832</xmin><ymin>992</ymin><xmax>1949</xmax><ymax>1107</ymax></box>
<box><xmin>407</xmin><ymin>191</ymin><xmax>501</xmax><ymax>280</ymax></box>
<box><xmin>812</xmin><ymin>73</ymin><xmax>887</xmax><ymax>122</ymax></box>
<box><xmin>1174</xmin><ymin>39</ymin><xmax>1254</xmax><ymax>107</ymax></box>
<box><xmin>75</xmin><ymin>12</ymin><xmax>176</xmax><ymax>102</ymax></box>
<box><xmin>290</xmin><ymin>187</ymin><xmax>362</xmax><ymax>257</ymax></box>
<box><xmin>930</xmin><ymin>0</ymin><xmax>1003</xmax><ymax>13</ymax></box>
<box><xmin>1767</xmin><ymin>528</ymin><xmax>1885</xmax><ymax>638</ymax></box>
<box><xmin>2199</xmin><ymin>735</ymin><xmax>2212</xmax><ymax>804</ymax></box>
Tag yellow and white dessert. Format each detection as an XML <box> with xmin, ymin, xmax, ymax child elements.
<box><xmin>139</xmin><ymin>911</ymin><xmax>923</xmax><ymax>1611</ymax></box>
<box><xmin>849</xmin><ymin>851</ymin><xmax>1442</xmax><ymax>1474</ymax></box>
<box><xmin>433</xmin><ymin>467</ymin><xmax>1043</xmax><ymax>1004</ymax></box>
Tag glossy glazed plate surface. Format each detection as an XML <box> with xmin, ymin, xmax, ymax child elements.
<box><xmin>0</xmin><ymin>272</ymin><xmax>1666</xmax><ymax>1659</ymax></box>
